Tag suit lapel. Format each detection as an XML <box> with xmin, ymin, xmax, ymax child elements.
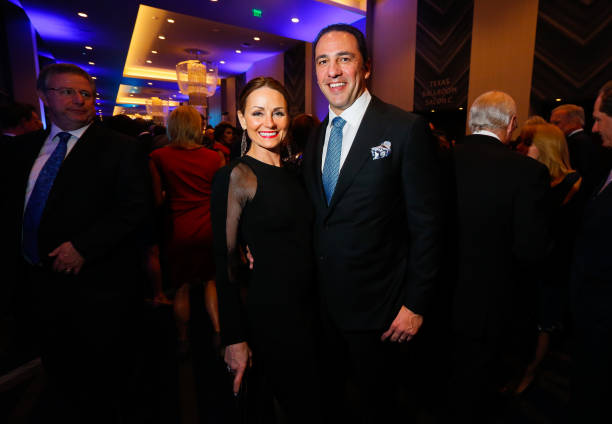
<box><xmin>48</xmin><ymin>122</ymin><xmax>99</xmax><ymax>201</ymax></box>
<box><xmin>312</xmin><ymin>117</ymin><xmax>328</xmax><ymax>208</ymax></box>
<box><xmin>326</xmin><ymin>97</ymin><xmax>385</xmax><ymax>212</ymax></box>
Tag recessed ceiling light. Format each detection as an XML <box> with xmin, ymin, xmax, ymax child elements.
<box><xmin>253</xmin><ymin>36</ymin><xmax>261</xmax><ymax>41</ymax></box>
<box><xmin>291</xmin><ymin>17</ymin><xmax>299</xmax><ymax>23</ymax></box>
<box><xmin>208</xmin><ymin>68</ymin><xmax>214</xmax><ymax>72</ymax></box>
<box><xmin>85</xmin><ymin>45</ymin><xmax>93</xmax><ymax>50</ymax></box>
<box><xmin>78</xmin><ymin>12</ymin><xmax>88</xmax><ymax>18</ymax></box>
<box><xmin>167</xmin><ymin>18</ymin><xmax>175</xmax><ymax>23</ymax></box>
<box><xmin>235</xmin><ymin>50</ymin><xmax>242</xmax><ymax>54</ymax></box>
<box><xmin>151</xmin><ymin>50</ymin><xmax>158</xmax><ymax>54</ymax></box>
<box><xmin>91</xmin><ymin>76</ymin><xmax>97</xmax><ymax>79</ymax></box>
<box><xmin>88</xmin><ymin>61</ymin><xmax>95</xmax><ymax>65</ymax></box>
<box><xmin>430</xmin><ymin>109</ymin><xmax>435</xmax><ymax>112</ymax></box>
<box><xmin>146</xmin><ymin>60</ymin><xmax>152</xmax><ymax>64</ymax></box>
<box><xmin>555</xmin><ymin>98</ymin><xmax>562</xmax><ymax>102</ymax></box>
<box><xmin>219</xmin><ymin>60</ymin><xmax>226</xmax><ymax>64</ymax></box>
<box><xmin>130</xmin><ymin>94</ymin><xmax>134</xmax><ymax>97</ymax></box>
<box><xmin>158</xmin><ymin>35</ymin><xmax>166</xmax><ymax>40</ymax></box>
<box><xmin>96</xmin><ymin>103</ymin><xmax>100</xmax><ymax>105</ymax></box>
<box><xmin>459</xmin><ymin>107</ymin><xmax>464</xmax><ymax>110</ymax></box>
<box><xmin>148</xmin><ymin>82</ymin><xmax>153</xmax><ymax>85</ymax></box>
<box><xmin>210</xmin><ymin>0</ymin><xmax>218</xmax><ymax>2</ymax></box>
<box><xmin>96</xmin><ymin>92</ymin><xmax>100</xmax><ymax>95</ymax></box>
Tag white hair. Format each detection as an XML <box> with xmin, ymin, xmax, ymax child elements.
<box><xmin>551</xmin><ymin>104</ymin><xmax>585</xmax><ymax>127</ymax></box>
<box><xmin>468</xmin><ymin>91</ymin><xmax>517</xmax><ymax>134</ymax></box>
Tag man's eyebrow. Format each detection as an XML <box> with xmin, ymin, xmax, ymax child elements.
<box><xmin>315</xmin><ymin>51</ymin><xmax>356</xmax><ymax>62</ymax></box>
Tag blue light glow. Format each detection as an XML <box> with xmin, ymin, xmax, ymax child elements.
<box><xmin>23</xmin><ymin>9</ymin><xmax>82</xmax><ymax>41</ymax></box>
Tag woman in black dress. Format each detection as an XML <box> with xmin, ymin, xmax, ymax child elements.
<box><xmin>516</xmin><ymin>123</ymin><xmax>583</xmax><ymax>393</ymax></box>
<box><xmin>211</xmin><ymin>77</ymin><xmax>320</xmax><ymax>422</ymax></box>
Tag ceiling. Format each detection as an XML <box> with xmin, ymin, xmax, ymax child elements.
<box><xmin>16</xmin><ymin>0</ymin><xmax>366</xmax><ymax>117</ymax></box>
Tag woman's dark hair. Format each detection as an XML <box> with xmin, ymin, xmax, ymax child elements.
<box><xmin>291</xmin><ymin>113</ymin><xmax>320</xmax><ymax>154</ymax></box>
<box><xmin>214</xmin><ymin>121</ymin><xmax>235</xmax><ymax>143</ymax></box>
<box><xmin>313</xmin><ymin>23</ymin><xmax>369</xmax><ymax>66</ymax></box>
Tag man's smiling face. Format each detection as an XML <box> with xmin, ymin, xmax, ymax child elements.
<box><xmin>315</xmin><ymin>31</ymin><xmax>370</xmax><ymax>115</ymax></box>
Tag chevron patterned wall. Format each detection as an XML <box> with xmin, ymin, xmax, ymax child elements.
<box><xmin>531</xmin><ymin>0</ymin><xmax>612</xmax><ymax>107</ymax></box>
<box><xmin>284</xmin><ymin>42</ymin><xmax>306</xmax><ymax>116</ymax></box>
<box><xmin>413</xmin><ymin>0</ymin><xmax>473</xmax><ymax>112</ymax></box>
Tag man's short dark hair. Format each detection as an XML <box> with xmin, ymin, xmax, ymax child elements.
<box><xmin>37</xmin><ymin>63</ymin><xmax>95</xmax><ymax>92</ymax></box>
<box><xmin>598</xmin><ymin>80</ymin><xmax>612</xmax><ymax>117</ymax></box>
<box><xmin>313</xmin><ymin>23</ymin><xmax>369</xmax><ymax>66</ymax></box>
<box><xmin>0</xmin><ymin>102</ymin><xmax>36</xmax><ymax>130</ymax></box>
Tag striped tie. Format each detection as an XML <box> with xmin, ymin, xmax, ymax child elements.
<box><xmin>322</xmin><ymin>117</ymin><xmax>346</xmax><ymax>204</ymax></box>
<box><xmin>22</xmin><ymin>132</ymin><xmax>71</xmax><ymax>264</ymax></box>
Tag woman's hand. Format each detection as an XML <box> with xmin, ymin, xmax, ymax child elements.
<box><xmin>224</xmin><ymin>342</ymin><xmax>252</xmax><ymax>395</ymax></box>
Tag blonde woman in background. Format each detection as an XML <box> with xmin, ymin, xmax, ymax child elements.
<box><xmin>516</xmin><ymin>123</ymin><xmax>584</xmax><ymax>394</ymax></box>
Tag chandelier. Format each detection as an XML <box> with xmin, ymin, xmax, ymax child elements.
<box><xmin>176</xmin><ymin>49</ymin><xmax>219</xmax><ymax>107</ymax></box>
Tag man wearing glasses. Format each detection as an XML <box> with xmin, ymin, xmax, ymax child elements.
<box><xmin>3</xmin><ymin>63</ymin><xmax>152</xmax><ymax>423</ymax></box>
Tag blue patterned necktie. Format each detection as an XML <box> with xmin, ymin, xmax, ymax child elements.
<box><xmin>322</xmin><ymin>117</ymin><xmax>346</xmax><ymax>205</ymax></box>
<box><xmin>22</xmin><ymin>131</ymin><xmax>71</xmax><ymax>264</ymax></box>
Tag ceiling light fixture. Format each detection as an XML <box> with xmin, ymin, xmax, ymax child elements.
<box><xmin>167</xmin><ymin>18</ymin><xmax>175</xmax><ymax>23</ymax></box>
<box><xmin>151</xmin><ymin>50</ymin><xmax>158</xmax><ymax>54</ymax></box>
<box><xmin>85</xmin><ymin>46</ymin><xmax>93</xmax><ymax>50</ymax></box>
<box><xmin>555</xmin><ymin>98</ymin><xmax>562</xmax><ymax>102</ymax></box>
<box><xmin>146</xmin><ymin>60</ymin><xmax>152</xmax><ymax>64</ymax></box>
<box><xmin>235</xmin><ymin>49</ymin><xmax>242</xmax><ymax>54</ymax></box>
<box><xmin>158</xmin><ymin>35</ymin><xmax>166</xmax><ymax>40</ymax></box>
<box><xmin>148</xmin><ymin>82</ymin><xmax>153</xmax><ymax>85</ymax></box>
<box><xmin>88</xmin><ymin>61</ymin><xmax>95</xmax><ymax>65</ymax></box>
<box><xmin>91</xmin><ymin>76</ymin><xmax>97</xmax><ymax>79</ymax></box>
<box><xmin>253</xmin><ymin>36</ymin><xmax>261</xmax><ymax>41</ymax></box>
<box><xmin>291</xmin><ymin>17</ymin><xmax>299</xmax><ymax>23</ymax></box>
<box><xmin>219</xmin><ymin>60</ymin><xmax>226</xmax><ymax>64</ymax></box>
<box><xmin>78</xmin><ymin>12</ymin><xmax>88</xmax><ymax>18</ymax></box>
<box><xmin>130</xmin><ymin>94</ymin><xmax>134</xmax><ymax>97</ymax></box>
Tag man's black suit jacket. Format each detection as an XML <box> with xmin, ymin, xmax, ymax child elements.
<box><xmin>2</xmin><ymin>121</ymin><xmax>152</xmax><ymax>305</ymax></box>
<box><xmin>451</xmin><ymin>134</ymin><xmax>550</xmax><ymax>338</ymax></box>
<box><xmin>302</xmin><ymin>96</ymin><xmax>441</xmax><ymax>332</ymax></box>
<box><xmin>572</xmin><ymin>173</ymin><xmax>612</xmax><ymax>324</ymax></box>
<box><xmin>567</xmin><ymin>130</ymin><xmax>610</xmax><ymax>195</ymax></box>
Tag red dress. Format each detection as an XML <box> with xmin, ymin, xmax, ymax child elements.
<box><xmin>150</xmin><ymin>145</ymin><xmax>222</xmax><ymax>286</ymax></box>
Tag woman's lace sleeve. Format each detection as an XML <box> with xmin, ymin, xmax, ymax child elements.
<box><xmin>211</xmin><ymin>162</ymin><xmax>256</xmax><ymax>346</ymax></box>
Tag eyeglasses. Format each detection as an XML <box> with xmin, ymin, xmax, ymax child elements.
<box><xmin>46</xmin><ymin>87</ymin><xmax>93</xmax><ymax>99</ymax></box>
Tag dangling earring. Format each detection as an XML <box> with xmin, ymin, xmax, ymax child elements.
<box><xmin>241</xmin><ymin>131</ymin><xmax>247</xmax><ymax>157</ymax></box>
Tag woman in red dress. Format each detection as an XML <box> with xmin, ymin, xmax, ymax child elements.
<box><xmin>149</xmin><ymin>105</ymin><xmax>223</xmax><ymax>345</ymax></box>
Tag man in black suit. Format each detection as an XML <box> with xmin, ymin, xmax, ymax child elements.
<box><xmin>302</xmin><ymin>24</ymin><xmax>441</xmax><ymax>422</ymax></box>
<box><xmin>571</xmin><ymin>81</ymin><xmax>612</xmax><ymax>423</ymax></box>
<box><xmin>551</xmin><ymin>103</ymin><xmax>609</xmax><ymax>194</ymax></box>
<box><xmin>2</xmin><ymin>64</ymin><xmax>151</xmax><ymax>422</ymax></box>
<box><xmin>448</xmin><ymin>91</ymin><xmax>551</xmax><ymax>422</ymax></box>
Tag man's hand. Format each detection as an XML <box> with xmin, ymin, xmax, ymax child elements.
<box><xmin>381</xmin><ymin>306</ymin><xmax>423</xmax><ymax>343</ymax></box>
<box><xmin>224</xmin><ymin>342</ymin><xmax>252</xmax><ymax>395</ymax></box>
<box><xmin>48</xmin><ymin>242</ymin><xmax>85</xmax><ymax>275</ymax></box>
<box><xmin>245</xmin><ymin>246</ymin><xmax>254</xmax><ymax>270</ymax></box>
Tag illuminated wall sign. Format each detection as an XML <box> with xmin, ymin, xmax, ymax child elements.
<box><xmin>252</xmin><ymin>9</ymin><xmax>262</xmax><ymax>18</ymax></box>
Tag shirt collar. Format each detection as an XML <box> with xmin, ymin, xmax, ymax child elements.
<box><xmin>568</xmin><ymin>128</ymin><xmax>583</xmax><ymax>137</ymax></box>
<box><xmin>49</xmin><ymin>122</ymin><xmax>93</xmax><ymax>142</ymax></box>
<box><xmin>328</xmin><ymin>89</ymin><xmax>372</xmax><ymax>127</ymax></box>
<box><xmin>473</xmin><ymin>130</ymin><xmax>502</xmax><ymax>142</ymax></box>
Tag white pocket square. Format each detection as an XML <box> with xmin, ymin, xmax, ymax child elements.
<box><xmin>371</xmin><ymin>141</ymin><xmax>391</xmax><ymax>160</ymax></box>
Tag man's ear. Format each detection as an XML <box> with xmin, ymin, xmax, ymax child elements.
<box><xmin>506</xmin><ymin>115</ymin><xmax>517</xmax><ymax>140</ymax></box>
<box><xmin>237</xmin><ymin>111</ymin><xmax>247</xmax><ymax>130</ymax></box>
<box><xmin>364</xmin><ymin>60</ymin><xmax>371</xmax><ymax>80</ymax></box>
<box><xmin>37</xmin><ymin>90</ymin><xmax>49</xmax><ymax>107</ymax></box>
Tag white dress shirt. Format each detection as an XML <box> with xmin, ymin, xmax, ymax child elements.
<box><xmin>568</xmin><ymin>128</ymin><xmax>583</xmax><ymax>137</ymax></box>
<box><xmin>473</xmin><ymin>130</ymin><xmax>502</xmax><ymax>142</ymax></box>
<box><xmin>24</xmin><ymin>122</ymin><xmax>92</xmax><ymax>207</ymax></box>
<box><xmin>321</xmin><ymin>89</ymin><xmax>372</xmax><ymax>172</ymax></box>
